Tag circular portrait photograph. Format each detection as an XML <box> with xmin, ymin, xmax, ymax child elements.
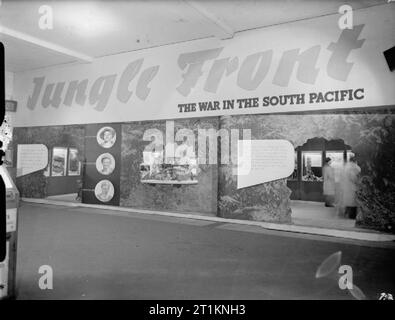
<box><xmin>97</xmin><ymin>126</ymin><xmax>116</xmax><ymax>149</ymax></box>
<box><xmin>96</xmin><ymin>153</ymin><xmax>115</xmax><ymax>175</ymax></box>
<box><xmin>94</xmin><ymin>180</ymin><xmax>114</xmax><ymax>203</ymax></box>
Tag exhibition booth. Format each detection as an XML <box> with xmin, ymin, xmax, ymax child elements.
<box><xmin>4</xmin><ymin>4</ymin><xmax>395</xmax><ymax>233</ymax></box>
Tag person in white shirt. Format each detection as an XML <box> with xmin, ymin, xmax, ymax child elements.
<box><xmin>323</xmin><ymin>157</ymin><xmax>335</xmax><ymax>207</ymax></box>
<box><xmin>341</xmin><ymin>156</ymin><xmax>361</xmax><ymax>219</ymax></box>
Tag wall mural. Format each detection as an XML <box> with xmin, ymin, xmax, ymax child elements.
<box><xmin>120</xmin><ymin>117</ymin><xmax>218</xmax><ymax>214</ymax></box>
<box><xmin>12</xmin><ymin>125</ymin><xmax>85</xmax><ymax>198</ymax></box>
<box><xmin>11</xmin><ymin>111</ymin><xmax>395</xmax><ymax>233</ymax></box>
<box><xmin>218</xmin><ymin>112</ymin><xmax>395</xmax><ymax>233</ymax></box>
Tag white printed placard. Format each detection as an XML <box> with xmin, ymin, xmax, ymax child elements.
<box><xmin>6</xmin><ymin>208</ymin><xmax>17</xmax><ymax>233</ymax></box>
<box><xmin>237</xmin><ymin>140</ymin><xmax>295</xmax><ymax>189</ymax></box>
<box><xmin>16</xmin><ymin>144</ymin><xmax>48</xmax><ymax>177</ymax></box>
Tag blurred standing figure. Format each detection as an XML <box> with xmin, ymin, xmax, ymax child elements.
<box><xmin>341</xmin><ymin>156</ymin><xmax>361</xmax><ymax>219</ymax></box>
<box><xmin>332</xmin><ymin>158</ymin><xmax>345</xmax><ymax>216</ymax></box>
<box><xmin>323</xmin><ymin>157</ymin><xmax>335</xmax><ymax>207</ymax></box>
<box><xmin>76</xmin><ymin>156</ymin><xmax>86</xmax><ymax>202</ymax></box>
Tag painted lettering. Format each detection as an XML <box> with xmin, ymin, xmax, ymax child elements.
<box><xmin>136</xmin><ymin>65</ymin><xmax>160</xmax><ymax>100</ymax></box>
<box><xmin>327</xmin><ymin>24</ymin><xmax>365</xmax><ymax>81</ymax></box>
<box><xmin>273</xmin><ymin>46</ymin><xmax>320</xmax><ymax>87</ymax></box>
<box><xmin>24</xmin><ymin>26</ymin><xmax>366</xmax><ymax>112</ymax></box>
<box><xmin>116</xmin><ymin>59</ymin><xmax>144</xmax><ymax>103</ymax></box>
<box><xmin>204</xmin><ymin>57</ymin><xmax>239</xmax><ymax>93</ymax></box>
<box><xmin>237</xmin><ymin>50</ymin><xmax>273</xmax><ymax>90</ymax></box>
<box><xmin>89</xmin><ymin>74</ymin><xmax>117</xmax><ymax>111</ymax></box>
<box><xmin>63</xmin><ymin>79</ymin><xmax>88</xmax><ymax>106</ymax></box>
<box><xmin>27</xmin><ymin>77</ymin><xmax>45</xmax><ymax>110</ymax></box>
<box><xmin>42</xmin><ymin>82</ymin><xmax>65</xmax><ymax>108</ymax></box>
<box><xmin>177</xmin><ymin>48</ymin><xmax>223</xmax><ymax>96</ymax></box>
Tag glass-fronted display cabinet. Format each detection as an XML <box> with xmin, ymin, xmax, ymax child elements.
<box><xmin>140</xmin><ymin>140</ymin><xmax>198</xmax><ymax>185</ymax></box>
<box><xmin>301</xmin><ymin>151</ymin><xmax>323</xmax><ymax>181</ymax></box>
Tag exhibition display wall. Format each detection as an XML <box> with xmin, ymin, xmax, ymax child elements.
<box><xmin>12</xmin><ymin>125</ymin><xmax>85</xmax><ymax>198</ymax></box>
<box><xmin>120</xmin><ymin>117</ymin><xmax>218</xmax><ymax>214</ymax></box>
<box><xmin>12</xmin><ymin>117</ymin><xmax>219</xmax><ymax>215</ymax></box>
<box><xmin>11</xmin><ymin>110</ymin><xmax>395</xmax><ymax>233</ymax></box>
<box><xmin>218</xmin><ymin>111</ymin><xmax>395</xmax><ymax>232</ymax></box>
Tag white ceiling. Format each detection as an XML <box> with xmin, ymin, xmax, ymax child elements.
<box><xmin>0</xmin><ymin>0</ymin><xmax>385</xmax><ymax>72</ymax></box>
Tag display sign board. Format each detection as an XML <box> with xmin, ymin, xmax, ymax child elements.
<box><xmin>12</xmin><ymin>5</ymin><xmax>395</xmax><ymax>127</ymax></box>
<box><xmin>16</xmin><ymin>144</ymin><xmax>48</xmax><ymax>177</ymax></box>
<box><xmin>237</xmin><ymin>140</ymin><xmax>294</xmax><ymax>189</ymax></box>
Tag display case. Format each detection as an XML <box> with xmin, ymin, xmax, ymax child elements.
<box><xmin>301</xmin><ymin>151</ymin><xmax>323</xmax><ymax>181</ymax></box>
<box><xmin>140</xmin><ymin>143</ymin><xmax>198</xmax><ymax>185</ymax></box>
<box><xmin>140</xmin><ymin>163</ymin><xmax>198</xmax><ymax>185</ymax></box>
<box><xmin>287</xmin><ymin>138</ymin><xmax>353</xmax><ymax>202</ymax></box>
<box><xmin>0</xmin><ymin>165</ymin><xmax>19</xmax><ymax>299</ymax></box>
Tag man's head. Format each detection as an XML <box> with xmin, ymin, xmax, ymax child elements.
<box><xmin>100</xmin><ymin>182</ymin><xmax>110</xmax><ymax>195</ymax></box>
<box><xmin>53</xmin><ymin>156</ymin><xmax>64</xmax><ymax>172</ymax></box>
<box><xmin>101</xmin><ymin>129</ymin><xmax>114</xmax><ymax>143</ymax></box>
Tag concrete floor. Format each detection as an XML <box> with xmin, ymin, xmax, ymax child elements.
<box><xmin>46</xmin><ymin>193</ymin><xmax>80</xmax><ymax>203</ymax></box>
<box><xmin>291</xmin><ymin>200</ymin><xmax>356</xmax><ymax>230</ymax></box>
<box><xmin>45</xmin><ymin>195</ymin><xmax>359</xmax><ymax>230</ymax></box>
<box><xmin>15</xmin><ymin>202</ymin><xmax>395</xmax><ymax>300</ymax></box>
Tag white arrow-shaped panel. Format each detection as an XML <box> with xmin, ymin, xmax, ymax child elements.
<box><xmin>237</xmin><ymin>139</ymin><xmax>295</xmax><ymax>189</ymax></box>
<box><xmin>16</xmin><ymin>144</ymin><xmax>48</xmax><ymax>177</ymax></box>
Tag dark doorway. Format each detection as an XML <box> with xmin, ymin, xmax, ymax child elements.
<box><xmin>44</xmin><ymin>146</ymin><xmax>84</xmax><ymax>202</ymax></box>
<box><xmin>287</xmin><ymin>138</ymin><xmax>352</xmax><ymax>202</ymax></box>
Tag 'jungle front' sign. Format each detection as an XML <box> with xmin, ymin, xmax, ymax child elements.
<box><xmin>13</xmin><ymin>5</ymin><xmax>395</xmax><ymax>127</ymax></box>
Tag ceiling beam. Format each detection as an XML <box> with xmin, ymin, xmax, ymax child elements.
<box><xmin>0</xmin><ymin>26</ymin><xmax>94</xmax><ymax>63</ymax></box>
<box><xmin>184</xmin><ymin>0</ymin><xmax>234</xmax><ymax>40</ymax></box>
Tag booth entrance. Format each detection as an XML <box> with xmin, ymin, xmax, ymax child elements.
<box><xmin>44</xmin><ymin>146</ymin><xmax>83</xmax><ymax>203</ymax></box>
<box><xmin>287</xmin><ymin>138</ymin><xmax>355</xmax><ymax>230</ymax></box>
<box><xmin>287</xmin><ymin>137</ymin><xmax>352</xmax><ymax>202</ymax></box>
